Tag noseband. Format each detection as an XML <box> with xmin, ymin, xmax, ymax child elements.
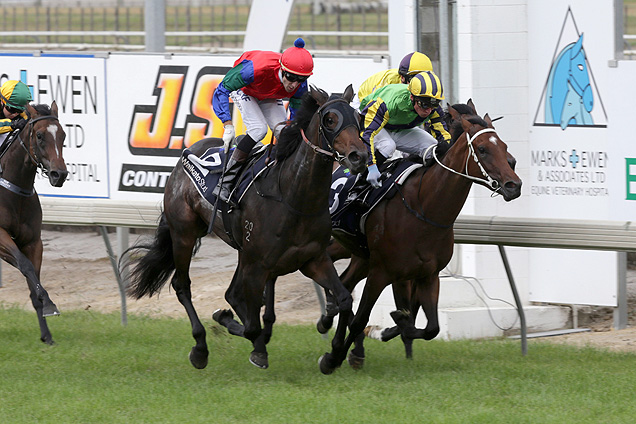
<box><xmin>301</xmin><ymin>98</ymin><xmax>361</xmax><ymax>164</ymax></box>
<box><xmin>429</xmin><ymin>127</ymin><xmax>501</xmax><ymax>191</ymax></box>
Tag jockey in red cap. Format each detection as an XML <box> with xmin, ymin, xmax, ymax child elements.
<box><xmin>212</xmin><ymin>38</ymin><xmax>314</xmax><ymax>205</ymax></box>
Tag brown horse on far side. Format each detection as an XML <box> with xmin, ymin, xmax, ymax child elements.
<box><xmin>0</xmin><ymin>102</ymin><xmax>68</xmax><ymax>345</ymax></box>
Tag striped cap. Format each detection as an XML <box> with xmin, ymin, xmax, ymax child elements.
<box><xmin>407</xmin><ymin>71</ymin><xmax>444</xmax><ymax>100</ymax></box>
<box><xmin>398</xmin><ymin>52</ymin><xmax>433</xmax><ymax>76</ymax></box>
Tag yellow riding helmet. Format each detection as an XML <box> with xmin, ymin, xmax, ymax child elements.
<box><xmin>398</xmin><ymin>52</ymin><xmax>433</xmax><ymax>76</ymax></box>
<box><xmin>408</xmin><ymin>71</ymin><xmax>444</xmax><ymax>100</ymax></box>
<box><xmin>0</xmin><ymin>80</ymin><xmax>32</xmax><ymax>111</ymax></box>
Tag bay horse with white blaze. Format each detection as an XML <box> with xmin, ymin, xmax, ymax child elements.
<box><xmin>316</xmin><ymin>101</ymin><xmax>522</xmax><ymax>373</ymax></box>
<box><xmin>125</xmin><ymin>86</ymin><xmax>367</xmax><ymax>369</ymax></box>
<box><xmin>0</xmin><ymin>102</ymin><xmax>68</xmax><ymax>344</ymax></box>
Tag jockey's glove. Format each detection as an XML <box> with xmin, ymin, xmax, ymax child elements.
<box><xmin>366</xmin><ymin>164</ymin><xmax>382</xmax><ymax>188</ymax></box>
<box><xmin>11</xmin><ymin>117</ymin><xmax>27</xmax><ymax>131</ymax></box>
<box><xmin>222</xmin><ymin>124</ymin><xmax>235</xmax><ymax>150</ymax></box>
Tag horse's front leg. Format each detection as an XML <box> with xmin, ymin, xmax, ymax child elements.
<box><xmin>319</xmin><ymin>269</ymin><xmax>390</xmax><ymax>374</ymax></box>
<box><xmin>416</xmin><ymin>273</ymin><xmax>441</xmax><ymax>340</ymax></box>
<box><xmin>316</xmin><ymin>253</ymin><xmax>369</xmax><ymax>335</ymax></box>
<box><xmin>259</xmin><ymin>278</ymin><xmax>277</xmax><ymax>346</ymax></box>
<box><xmin>170</xmin><ymin>235</ymin><xmax>208</xmax><ymax>369</ymax></box>
<box><xmin>223</xmin><ymin>261</ymin><xmax>269</xmax><ymax>368</ymax></box>
<box><xmin>301</xmin><ymin>252</ymin><xmax>354</xmax><ymax>364</ymax></box>
<box><xmin>318</xmin><ymin>239</ymin><xmax>355</xmax><ymax>332</ymax></box>
<box><xmin>0</xmin><ymin>231</ymin><xmax>57</xmax><ymax>344</ymax></box>
<box><xmin>390</xmin><ymin>274</ymin><xmax>441</xmax><ymax>345</ymax></box>
<box><xmin>249</xmin><ymin>278</ymin><xmax>277</xmax><ymax>369</ymax></box>
<box><xmin>374</xmin><ymin>280</ymin><xmax>417</xmax><ymax>358</ymax></box>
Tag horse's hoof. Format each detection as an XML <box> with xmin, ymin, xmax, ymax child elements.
<box><xmin>43</xmin><ymin>303</ymin><xmax>60</xmax><ymax>317</ymax></box>
<box><xmin>390</xmin><ymin>309</ymin><xmax>409</xmax><ymax>324</ymax></box>
<box><xmin>189</xmin><ymin>348</ymin><xmax>208</xmax><ymax>369</ymax></box>
<box><xmin>212</xmin><ymin>308</ymin><xmax>233</xmax><ymax>324</ymax></box>
<box><xmin>316</xmin><ymin>316</ymin><xmax>331</xmax><ymax>334</ymax></box>
<box><xmin>40</xmin><ymin>337</ymin><xmax>55</xmax><ymax>346</ymax></box>
<box><xmin>318</xmin><ymin>353</ymin><xmax>339</xmax><ymax>375</ymax></box>
<box><xmin>347</xmin><ymin>351</ymin><xmax>364</xmax><ymax>370</ymax></box>
<box><xmin>249</xmin><ymin>351</ymin><xmax>268</xmax><ymax>369</ymax></box>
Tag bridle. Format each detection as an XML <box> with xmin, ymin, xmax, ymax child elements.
<box><xmin>397</xmin><ymin>126</ymin><xmax>502</xmax><ymax>227</ymax></box>
<box><xmin>0</xmin><ymin>114</ymin><xmax>59</xmax><ymax>196</ymax></box>
<box><xmin>19</xmin><ymin>114</ymin><xmax>60</xmax><ymax>177</ymax></box>
<box><xmin>300</xmin><ymin>98</ymin><xmax>361</xmax><ymax>165</ymax></box>
<box><xmin>427</xmin><ymin>127</ymin><xmax>501</xmax><ymax>191</ymax></box>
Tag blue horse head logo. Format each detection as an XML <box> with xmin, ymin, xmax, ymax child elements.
<box><xmin>545</xmin><ymin>33</ymin><xmax>594</xmax><ymax>129</ymax></box>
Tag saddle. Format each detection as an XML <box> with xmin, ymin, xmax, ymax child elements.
<box><xmin>180</xmin><ymin>143</ymin><xmax>271</xmax><ymax>206</ymax></box>
<box><xmin>329</xmin><ymin>158</ymin><xmax>423</xmax><ymax>257</ymax></box>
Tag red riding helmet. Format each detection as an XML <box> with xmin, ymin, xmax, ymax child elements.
<box><xmin>280</xmin><ymin>38</ymin><xmax>314</xmax><ymax>76</ymax></box>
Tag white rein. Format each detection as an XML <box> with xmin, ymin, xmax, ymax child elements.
<box><xmin>428</xmin><ymin>128</ymin><xmax>500</xmax><ymax>190</ymax></box>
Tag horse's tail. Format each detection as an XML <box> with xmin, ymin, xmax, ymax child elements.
<box><xmin>123</xmin><ymin>213</ymin><xmax>175</xmax><ymax>299</ymax></box>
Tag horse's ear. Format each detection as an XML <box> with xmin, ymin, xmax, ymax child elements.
<box><xmin>25</xmin><ymin>103</ymin><xmax>37</xmax><ymax>118</ymax></box>
<box><xmin>467</xmin><ymin>98</ymin><xmax>477</xmax><ymax>115</ymax></box>
<box><xmin>309</xmin><ymin>85</ymin><xmax>329</xmax><ymax>106</ymax></box>
<box><xmin>484</xmin><ymin>113</ymin><xmax>494</xmax><ymax>128</ymax></box>
<box><xmin>342</xmin><ymin>84</ymin><xmax>354</xmax><ymax>103</ymax></box>
<box><xmin>448</xmin><ymin>104</ymin><xmax>461</xmax><ymax>122</ymax></box>
<box><xmin>51</xmin><ymin>100</ymin><xmax>58</xmax><ymax>117</ymax></box>
<box><xmin>461</xmin><ymin>116</ymin><xmax>473</xmax><ymax>132</ymax></box>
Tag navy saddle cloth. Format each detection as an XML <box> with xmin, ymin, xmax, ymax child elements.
<box><xmin>180</xmin><ymin>144</ymin><xmax>271</xmax><ymax>206</ymax></box>
<box><xmin>329</xmin><ymin>159</ymin><xmax>423</xmax><ymax>256</ymax></box>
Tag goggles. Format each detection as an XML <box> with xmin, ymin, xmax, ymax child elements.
<box><xmin>5</xmin><ymin>104</ymin><xmax>22</xmax><ymax>114</ymax></box>
<box><xmin>414</xmin><ymin>97</ymin><xmax>441</xmax><ymax>109</ymax></box>
<box><xmin>282</xmin><ymin>71</ymin><xmax>309</xmax><ymax>83</ymax></box>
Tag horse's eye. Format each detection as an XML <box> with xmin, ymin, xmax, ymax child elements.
<box><xmin>478</xmin><ymin>145</ymin><xmax>486</xmax><ymax>155</ymax></box>
<box><xmin>323</xmin><ymin>114</ymin><xmax>336</xmax><ymax>128</ymax></box>
<box><xmin>36</xmin><ymin>132</ymin><xmax>44</xmax><ymax>141</ymax></box>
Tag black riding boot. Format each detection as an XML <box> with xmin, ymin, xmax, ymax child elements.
<box><xmin>375</xmin><ymin>151</ymin><xmax>388</xmax><ymax>169</ymax></box>
<box><xmin>214</xmin><ymin>148</ymin><xmax>250</xmax><ymax>205</ymax></box>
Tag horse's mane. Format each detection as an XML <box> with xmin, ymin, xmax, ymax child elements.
<box><xmin>447</xmin><ymin>103</ymin><xmax>488</xmax><ymax>144</ymax></box>
<box><xmin>275</xmin><ymin>88</ymin><xmax>325</xmax><ymax>161</ymax></box>
<box><xmin>30</xmin><ymin>104</ymin><xmax>52</xmax><ymax>116</ymax></box>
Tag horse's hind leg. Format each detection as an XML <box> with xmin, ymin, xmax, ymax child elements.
<box><xmin>170</xmin><ymin>231</ymin><xmax>208</xmax><ymax>369</ymax></box>
<box><xmin>0</xmin><ymin>232</ymin><xmax>57</xmax><ymax>344</ymax></box>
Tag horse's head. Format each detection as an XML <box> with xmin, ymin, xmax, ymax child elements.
<box><xmin>448</xmin><ymin>103</ymin><xmax>522</xmax><ymax>201</ymax></box>
<box><xmin>310</xmin><ymin>85</ymin><xmax>367</xmax><ymax>174</ymax></box>
<box><xmin>24</xmin><ymin>101</ymin><xmax>68</xmax><ymax>187</ymax></box>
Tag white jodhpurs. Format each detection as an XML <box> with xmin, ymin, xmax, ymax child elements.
<box><xmin>230</xmin><ymin>89</ymin><xmax>287</xmax><ymax>142</ymax></box>
<box><xmin>372</xmin><ymin>126</ymin><xmax>438</xmax><ymax>160</ymax></box>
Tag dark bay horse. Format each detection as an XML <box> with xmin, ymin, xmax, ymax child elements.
<box><xmin>0</xmin><ymin>102</ymin><xmax>68</xmax><ymax>344</ymax></box>
<box><xmin>125</xmin><ymin>86</ymin><xmax>368</xmax><ymax>369</ymax></box>
<box><xmin>317</xmin><ymin>101</ymin><xmax>522</xmax><ymax>374</ymax></box>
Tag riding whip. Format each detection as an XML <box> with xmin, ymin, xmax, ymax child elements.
<box><xmin>207</xmin><ymin>138</ymin><xmax>232</xmax><ymax>234</ymax></box>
